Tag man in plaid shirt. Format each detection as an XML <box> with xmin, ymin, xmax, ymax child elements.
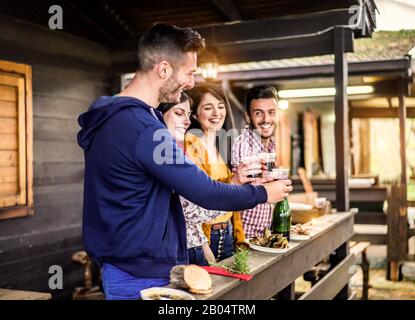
<box><xmin>232</xmin><ymin>85</ymin><xmax>279</xmax><ymax>238</ymax></box>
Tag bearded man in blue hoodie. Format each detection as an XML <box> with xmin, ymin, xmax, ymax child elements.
<box><xmin>77</xmin><ymin>23</ymin><xmax>293</xmax><ymax>300</ymax></box>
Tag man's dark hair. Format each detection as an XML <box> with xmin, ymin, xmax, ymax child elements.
<box><xmin>157</xmin><ymin>92</ymin><xmax>193</xmax><ymax>115</ymax></box>
<box><xmin>245</xmin><ymin>85</ymin><xmax>278</xmax><ymax>114</ymax></box>
<box><xmin>137</xmin><ymin>23</ymin><xmax>205</xmax><ymax>72</ymax></box>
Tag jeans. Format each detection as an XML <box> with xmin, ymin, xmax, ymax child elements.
<box><xmin>101</xmin><ymin>263</ymin><xmax>169</xmax><ymax>300</ymax></box>
<box><xmin>209</xmin><ymin>223</ymin><xmax>234</xmax><ymax>261</ymax></box>
<box><xmin>188</xmin><ymin>246</ymin><xmax>209</xmax><ymax>266</ymax></box>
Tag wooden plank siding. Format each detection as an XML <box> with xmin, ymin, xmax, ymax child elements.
<box><xmin>0</xmin><ymin>85</ymin><xmax>16</xmax><ymax>101</ymax></box>
<box><xmin>0</xmin><ymin>182</ymin><xmax>18</xmax><ymax>195</ymax></box>
<box><xmin>0</xmin><ymin>167</ymin><xmax>18</xmax><ymax>183</ymax></box>
<box><xmin>1</xmin><ymin>134</ymin><xmax>17</xmax><ymax>150</ymax></box>
<box><xmin>0</xmin><ymin>117</ymin><xmax>17</xmax><ymax>134</ymax></box>
<box><xmin>0</xmin><ymin>151</ymin><xmax>17</xmax><ymax>166</ymax></box>
<box><xmin>0</xmin><ymin>15</ymin><xmax>112</xmax><ymax>297</ymax></box>
<box><xmin>0</xmin><ymin>100</ymin><xmax>18</xmax><ymax>117</ymax></box>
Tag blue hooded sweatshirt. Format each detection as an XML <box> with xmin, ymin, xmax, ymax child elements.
<box><xmin>77</xmin><ymin>96</ymin><xmax>268</xmax><ymax>278</ymax></box>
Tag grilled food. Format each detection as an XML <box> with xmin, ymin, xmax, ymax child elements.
<box><xmin>291</xmin><ymin>224</ymin><xmax>310</xmax><ymax>236</ymax></box>
<box><xmin>249</xmin><ymin>228</ymin><xmax>289</xmax><ymax>249</ymax></box>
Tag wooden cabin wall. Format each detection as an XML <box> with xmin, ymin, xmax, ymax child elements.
<box><xmin>0</xmin><ymin>16</ymin><xmax>113</xmax><ymax>299</ymax></box>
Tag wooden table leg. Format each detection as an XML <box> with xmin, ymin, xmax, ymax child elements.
<box><xmin>361</xmin><ymin>250</ymin><xmax>370</xmax><ymax>300</ymax></box>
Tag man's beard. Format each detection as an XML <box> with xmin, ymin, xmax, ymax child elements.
<box><xmin>159</xmin><ymin>74</ymin><xmax>181</xmax><ymax>104</ymax></box>
<box><xmin>252</xmin><ymin>122</ymin><xmax>276</xmax><ymax>139</ymax></box>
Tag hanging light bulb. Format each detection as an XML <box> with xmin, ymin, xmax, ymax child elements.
<box><xmin>200</xmin><ymin>48</ymin><xmax>219</xmax><ymax>81</ymax></box>
<box><xmin>201</xmin><ymin>62</ymin><xmax>218</xmax><ymax>79</ymax></box>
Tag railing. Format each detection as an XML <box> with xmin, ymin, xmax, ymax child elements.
<box><xmin>194</xmin><ymin>211</ymin><xmax>357</xmax><ymax>300</ymax></box>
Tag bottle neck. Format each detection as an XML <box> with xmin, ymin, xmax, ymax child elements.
<box><xmin>276</xmin><ymin>197</ymin><xmax>288</xmax><ymax>204</ymax></box>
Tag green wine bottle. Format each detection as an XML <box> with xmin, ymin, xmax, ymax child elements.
<box><xmin>271</xmin><ymin>198</ymin><xmax>291</xmax><ymax>240</ymax></box>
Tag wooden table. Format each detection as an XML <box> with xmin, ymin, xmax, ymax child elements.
<box><xmin>0</xmin><ymin>288</ymin><xmax>52</xmax><ymax>300</ymax></box>
<box><xmin>194</xmin><ymin>211</ymin><xmax>356</xmax><ymax>300</ymax></box>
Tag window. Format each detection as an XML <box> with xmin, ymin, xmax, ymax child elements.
<box><xmin>0</xmin><ymin>60</ymin><xmax>33</xmax><ymax>220</ymax></box>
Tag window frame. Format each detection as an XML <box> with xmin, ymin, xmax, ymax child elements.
<box><xmin>0</xmin><ymin>60</ymin><xmax>33</xmax><ymax>220</ymax></box>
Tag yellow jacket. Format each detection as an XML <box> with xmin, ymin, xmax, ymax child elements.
<box><xmin>184</xmin><ymin>133</ymin><xmax>246</xmax><ymax>247</ymax></box>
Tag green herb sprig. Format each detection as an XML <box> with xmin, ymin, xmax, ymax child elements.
<box><xmin>209</xmin><ymin>247</ymin><xmax>251</xmax><ymax>275</ymax></box>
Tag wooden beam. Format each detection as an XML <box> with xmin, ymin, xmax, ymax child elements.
<box><xmin>102</xmin><ymin>3</ymin><xmax>136</xmax><ymax>37</ymax></box>
<box><xmin>0</xmin><ymin>16</ymin><xmax>112</xmax><ymax>69</ymax></box>
<box><xmin>203</xmin><ymin>59</ymin><xmax>410</xmax><ymax>84</ymax></box>
<box><xmin>334</xmin><ymin>27</ymin><xmax>350</xmax><ymax>212</ymax></box>
<box><xmin>102</xmin><ymin>9</ymin><xmax>345</xmax><ymax>64</ymax></box>
<box><xmin>0</xmin><ymin>206</ymin><xmax>30</xmax><ymax>220</ymax></box>
<box><xmin>64</xmin><ymin>0</ymin><xmax>120</xmax><ymax>46</ymax></box>
<box><xmin>299</xmin><ymin>253</ymin><xmax>355</xmax><ymax>300</ymax></box>
<box><xmin>292</xmin><ymin>184</ymin><xmax>388</xmax><ymax>203</ymax></box>
<box><xmin>209</xmin><ymin>0</ymin><xmax>241</xmax><ymax>21</ymax></box>
<box><xmin>354</xmin><ymin>211</ymin><xmax>386</xmax><ymax>225</ymax></box>
<box><xmin>350</xmin><ymin>107</ymin><xmax>415</xmax><ymax>118</ymax></box>
<box><xmin>214</xmin><ymin>29</ymin><xmax>353</xmax><ymax>64</ymax></box>
<box><xmin>352</xmin><ymin>233</ymin><xmax>387</xmax><ymax>245</ymax></box>
<box><xmin>197</xmin><ymin>9</ymin><xmax>353</xmax><ymax>45</ymax></box>
<box><xmin>331</xmin><ymin>241</ymin><xmax>351</xmax><ymax>299</ymax></box>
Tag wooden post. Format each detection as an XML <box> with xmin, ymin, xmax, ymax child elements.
<box><xmin>361</xmin><ymin>249</ymin><xmax>370</xmax><ymax>300</ymax></box>
<box><xmin>386</xmin><ymin>184</ymin><xmax>408</xmax><ymax>281</ymax></box>
<box><xmin>349</xmin><ymin>104</ymin><xmax>355</xmax><ymax>175</ymax></box>
<box><xmin>334</xmin><ymin>27</ymin><xmax>349</xmax><ymax>212</ymax></box>
<box><xmin>386</xmin><ymin>79</ymin><xmax>408</xmax><ymax>281</ymax></box>
<box><xmin>398</xmin><ymin>78</ymin><xmax>407</xmax><ymax>189</ymax></box>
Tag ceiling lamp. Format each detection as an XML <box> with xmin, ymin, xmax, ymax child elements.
<box><xmin>199</xmin><ymin>48</ymin><xmax>219</xmax><ymax>80</ymax></box>
<box><xmin>277</xmin><ymin>85</ymin><xmax>374</xmax><ymax>98</ymax></box>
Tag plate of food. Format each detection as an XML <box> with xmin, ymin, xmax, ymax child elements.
<box><xmin>140</xmin><ymin>287</ymin><xmax>196</xmax><ymax>300</ymax></box>
<box><xmin>245</xmin><ymin>228</ymin><xmax>292</xmax><ymax>253</ymax></box>
<box><xmin>290</xmin><ymin>224</ymin><xmax>311</xmax><ymax>241</ymax></box>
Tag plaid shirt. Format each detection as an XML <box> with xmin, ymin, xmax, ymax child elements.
<box><xmin>231</xmin><ymin>125</ymin><xmax>276</xmax><ymax>238</ymax></box>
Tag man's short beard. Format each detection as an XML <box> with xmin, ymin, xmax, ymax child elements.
<box><xmin>260</xmin><ymin>131</ymin><xmax>275</xmax><ymax>139</ymax></box>
<box><xmin>159</xmin><ymin>73</ymin><xmax>181</xmax><ymax>104</ymax></box>
<box><xmin>251</xmin><ymin>122</ymin><xmax>276</xmax><ymax>139</ymax></box>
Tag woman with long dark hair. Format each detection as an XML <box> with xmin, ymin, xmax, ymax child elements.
<box><xmin>185</xmin><ymin>85</ymin><xmax>254</xmax><ymax>262</ymax></box>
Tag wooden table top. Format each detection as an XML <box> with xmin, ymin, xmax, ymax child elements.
<box><xmin>193</xmin><ymin>210</ymin><xmax>357</xmax><ymax>300</ymax></box>
<box><xmin>0</xmin><ymin>288</ymin><xmax>52</xmax><ymax>300</ymax></box>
